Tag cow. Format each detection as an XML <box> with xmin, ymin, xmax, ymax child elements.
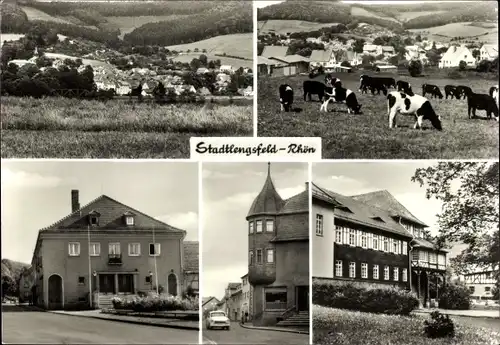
<box><xmin>489</xmin><ymin>85</ymin><xmax>499</xmax><ymax>108</ymax></box>
<box><xmin>444</xmin><ymin>85</ymin><xmax>461</xmax><ymax>100</ymax></box>
<box><xmin>279</xmin><ymin>84</ymin><xmax>294</xmax><ymax>112</ymax></box>
<box><xmin>467</xmin><ymin>92</ymin><xmax>499</xmax><ymax>121</ymax></box>
<box><xmin>359</xmin><ymin>75</ymin><xmax>388</xmax><ymax>96</ymax></box>
<box><xmin>456</xmin><ymin>85</ymin><xmax>473</xmax><ymax>100</ymax></box>
<box><xmin>303</xmin><ymin>80</ymin><xmax>327</xmax><ymax>102</ymax></box>
<box><xmin>320</xmin><ymin>86</ymin><xmax>362</xmax><ymax>114</ymax></box>
<box><xmin>387</xmin><ymin>91</ymin><xmax>443</xmax><ymax>130</ymax></box>
<box><xmin>396</xmin><ymin>80</ymin><xmax>414</xmax><ymax>96</ymax></box>
<box><xmin>422</xmin><ymin>84</ymin><xmax>443</xmax><ymax>99</ymax></box>
<box><xmin>325</xmin><ymin>74</ymin><xmax>342</xmax><ymax>88</ymax></box>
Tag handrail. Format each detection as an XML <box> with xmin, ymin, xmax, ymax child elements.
<box><xmin>280</xmin><ymin>306</ymin><xmax>296</xmax><ymax>320</ymax></box>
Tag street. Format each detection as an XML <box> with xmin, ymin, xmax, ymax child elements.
<box><xmin>2</xmin><ymin>307</ymin><xmax>198</xmax><ymax>344</ymax></box>
<box><xmin>202</xmin><ymin>322</ymin><xmax>309</xmax><ymax>344</ymax></box>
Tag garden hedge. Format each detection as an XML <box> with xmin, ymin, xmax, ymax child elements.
<box><xmin>112</xmin><ymin>294</ymin><xmax>199</xmax><ymax>312</ymax></box>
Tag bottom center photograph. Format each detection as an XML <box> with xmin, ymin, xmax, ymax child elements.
<box><xmin>201</xmin><ymin>162</ymin><xmax>310</xmax><ymax>344</ymax></box>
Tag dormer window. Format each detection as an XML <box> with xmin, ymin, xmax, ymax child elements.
<box><xmin>88</xmin><ymin>210</ymin><xmax>101</xmax><ymax>226</ymax></box>
<box><xmin>123</xmin><ymin>211</ymin><xmax>136</xmax><ymax>226</ymax></box>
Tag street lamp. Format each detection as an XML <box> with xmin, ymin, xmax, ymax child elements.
<box><xmin>149</xmin><ymin>271</ymin><xmax>153</xmax><ymax>291</ymax></box>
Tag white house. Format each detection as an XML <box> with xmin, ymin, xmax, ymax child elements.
<box><xmin>362</xmin><ymin>44</ymin><xmax>395</xmax><ymax>57</ymax></box>
<box><xmin>439</xmin><ymin>44</ymin><xmax>476</xmax><ymax>68</ymax></box>
<box><xmin>7</xmin><ymin>59</ymin><xmax>36</xmax><ymax>68</ymax></box>
<box><xmin>220</xmin><ymin>65</ymin><xmax>233</xmax><ymax>73</ymax></box>
<box><xmin>116</xmin><ymin>83</ymin><xmax>131</xmax><ymax>95</ymax></box>
<box><xmin>479</xmin><ymin>44</ymin><xmax>498</xmax><ymax>61</ymax></box>
<box><xmin>309</xmin><ymin>49</ymin><xmax>336</xmax><ymax>68</ymax></box>
<box><xmin>405</xmin><ymin>45</ymin><xmax>428</xmax><ymax>64</ymax></box>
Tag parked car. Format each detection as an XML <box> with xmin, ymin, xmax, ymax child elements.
<box><xmin>206</xmin><ymin>310</ymin><xmax>230</xmax><ymax>330</ymax></box>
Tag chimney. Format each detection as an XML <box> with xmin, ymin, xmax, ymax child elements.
<box><xmin>305</xmin><ymin>182</ymin><xmax>309</xmax><ymax>190</ymax></box>
<box><xmin>71</xmin><ymin>190</ymin><xmax>80</xmax><ymax>213</ymax></box>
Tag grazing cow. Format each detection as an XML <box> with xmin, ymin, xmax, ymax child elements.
<box><xmin>396</xmin><ymin>80</ymin><xmax>414</xmax><ymax>96</ymax></box>
<box><xmin>359</xmin><ymin>75</ymin><xmax>388</xmax><ymax>96</ymax></box>
<box><xmin>422</xmin><ymin>84</ymin><xmax>443</xmax><ymax>99</ymax></box>
<box><xmin>489</xmin><ymin>85</ymin><xmax>499</xmax><ymax>107</ymax></box>
<box><xmin>387</xmin><ymin>91</ymin><xmax>443</xmax><ymax>130</ymax></box>
<box><xmin>279</xmin><ymin>84</ymin><xmax>294</xmax><ymax>112</ymax></box>
<box><xmin>444</xmin><ymin>85</ymin><xmax>461</xmax><ymax>100</ymax></box>
<box><xmin>456</xmin><ymin>85</ymin><xmax>473</xmax><ymax>100</ymax></box>
<box><xmin>467</xmin><ymin>92</ymin><xmax>499</xmax><ymax>121</ymax></box>
<box><xmin>320</xmin><ymin>86</ymin><xmax>362</xmax><ymax>114</ymax></box>
<box><xmin>325</xmin><ymin>74</ymin><xmax>342</xmax><ymax>88</ymax></box>
<box><xmin>303</xmin><ymin>80</ymin><xmax>327</xmax><ymax>102</ymax></box>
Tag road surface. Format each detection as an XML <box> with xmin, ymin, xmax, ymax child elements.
<box><xmin>202</xmin><ymin>322</ymin><xmax>309</xmax><ymax>344</ymax></box>
<box><xmin>3</xmin><ymin>307</ymin><xmax>198</xmax><ymax>344</ymax></box>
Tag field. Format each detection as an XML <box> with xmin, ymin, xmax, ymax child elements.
<box><xmin>396</xmin><ymin>10</ymin><xmax>448</xmax><ymax>22</ymax></box>
<box><xmin>1</xmin><ymin>97</ymin><xmax>252</xmax><ymax>158</ymax></box>
<box><xmin>44</xmin><ymin>53</ymin><xmax>110</xmax><ymax>68</ymax></box>
<box><xmin>166</xmin><ymin>33</ymin><xmax>253</xmax><ymax>60</ymax></box>
<box><xmin>0</xmin><ymin>34</ymin><xmax>25</xmax><ymax>46</ymax></box>
<box><xmin>409</xmin><ymin>22</ymin><xmax>497</xmax><ymax>39</ymax></box>
<box><xmin>258</xmin><ymin>20</ymin><xmax>341</xmax><ymax>34</ymax></box>
<box><xmin>257</xmin><ymin>71</ymin><xmax>499</xmax><ymax>159</ymax></box>
<box><xmin>172</xmin><ymin>53</ymin><xmax>252</xmax><ymax>69</ymax></box>
<box><xmin>106</xmin><ymin>15</ymin><xmax>189</xmax><ymax>39</ymax></box>
<box><xmin>313</xmin><ymin>305</ymin><xmax>500</xmax><ymax>345</ymax></box>
<box><xmin>20</xmin><ymin>6</ymin><xmax>75</xmax><ymax>24</ymax></box>
<box><xmin>351</xmin><ymin>6</ymin><xmax>399</xmax><ymax>23</ymax></box>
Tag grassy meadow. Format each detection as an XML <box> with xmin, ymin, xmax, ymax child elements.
<box><xmin>257</xmin><ymin>70</ymin><xmax>499</xmax><ymax>159</ymax></box>
<box><xmin>313</xmin><ymin>305</ymin><xmax>500</xmax><ymax>345</ymax></box>
<box><xmin>258</xmin><ymin>20</ymin><xmax>341</xmax><ymax>34</ymax></box>
<box><xmin>1</xmin><ymin>97</ymin><xmax>252</xmax><ymax>158</ymax></box>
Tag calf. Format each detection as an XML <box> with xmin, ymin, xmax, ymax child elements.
<box><xmin>303</xmin><ymin>80</ymin><xmax>327</xmax><ymax>102</ymax></box>
<box><xmin>279</xmin><ymin>84</ymin><xmax>294</xmax><ymax>112</ymax></box>
<box><xmin>456</xmin><ymin>85</ymin><xmax>473</xmax><ymax>100</ymax></box>
<box><xmin>396</xmin><ymin>80</ymin><xmax>414</xmax><ymax>96</ymax></box>
<box><xmin>467</xmin><ymin>92</ymin><xmax>499</xmax><ymax>121</ymax></box>
<box><xmin>422</xmin><ymin>84</ymin><xmax>443</xmax><ymax>99</ymax></box>
<box><xmin>320</xmin><ymin>86</ymin><xmax>362</xmax><ymax>114</ymax></box>
<box><xmin>387</xmin><ymin>91</ymin><xmax>443</xmax><ymax>130</ymax></box>
<box><xmin>359</xmin><ymin>75</ymin><xmax>388</xmax><ymax>96</ymax></box>
<box><xmin>444</xmin><ymin>85</ymin><xmax>461</xmax><ymax>100</ymax></box>
<box><xmin>489</xmin><ymin>85</ymin><xmax>499</xmax><ymax>108</ymax></box>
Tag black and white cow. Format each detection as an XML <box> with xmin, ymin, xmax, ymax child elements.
<box><xmin>396</xmin><ymin>80</ymin><xmax>414</xmax><ymax>96</ymax></box>
<box><xmin>279</xmin><ymin>84</ymin><xmax>294</xmax><ymax>112</ymax></box>
<box><xmin>422</xmin><ymin>84</ymin><xmax>443</xmax><ymax>99</ymax></box>
<box><xmin>303</xmin><ymin>80</ymin><xmax>327</xmax><ymax>102</ymax></box>
<box><xmin>456</xmin><ymin>85</ymin><xmax>473</xmax><ymax>100</ymax></box>
<box><xmin>387</xmin><ymin>91</ymin><xmax>443</xmax><ymax>130</ymax></box>
<box><xmin>325</xmin><ymin>74</ymin><xmax>342</xmax><ymax>88</ymax></box>
<box><xmin>359</xmin><ymin>75</ymin><xmax>388</xmax><ymax>96</ymax></box>
<box><xmin>489</xmin><ymin>85</ymin><xmax>499</xmax><ymax>108</ymax></box>
<box><xmin>320</xmin><ymin>86</ymin><xmax>362</xmax><ymax>114</ymax></box>
<box><xmin>467</xmin><ymin>92</ymin><xmax>499</xmax><ymax>121</ymax></box>
<box><xmin>444</xmin><ymin>85</ymin><xmax>461</xmax><ymax>100</ymax></box>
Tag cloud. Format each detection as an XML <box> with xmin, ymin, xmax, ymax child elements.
<box><xmin>156</xmin><ymin>211</ymin><xmax>198</xmax><ymax>236</ymax></box>
<box><xmin>278</xmin><ymin>185</ymin><xmax>305</xmax><ymax>199</ymax></box>
<box><xmin>255</xmin><ymin>0</ymin><xmax>285</xmax><ymax>8</ymax></box>
<box><xmin>1</xmin><ymin>168</ymin><xmax>71</xmax><ymax>188</ymax></box>
<box><xmin>202</xmin><ymin>265</ymin><xmax>247</xmax><ymax>298</ymax></box>
<box><xmin>202</xmin><ymin>170</ymin><xmax>235</xmax><ymax>180</ymax></box>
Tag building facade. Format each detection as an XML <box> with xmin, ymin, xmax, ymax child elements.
<box><xmin>439</xmin><ymin>44</ymin><xmax>476</xmax><ymax>68</ymax></box>
<box><xmin>241</xmin><ymin>273</ymin><xmax>253</xmax><ymax>320</ymax></box>
<box><xmin>19</xmin><ymin>266</ymin><xmax>34</xmax><ymax>303</ymax></box>
<box><xmin>247</xmin><ymin>164</ymin><xmax>309</xmax><ymax>326</ymax></box>
<box><xmin>30</xmin><ymin>190</ymin><xmax>194</xmax><ymax>310</ymax></box>
<box><xmin>463</xmin><ymin>268</ymin><xmax>498</xmax><ymax>300</ymax></box>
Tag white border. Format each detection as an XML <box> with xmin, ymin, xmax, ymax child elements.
<box><xmin>253</xmin><ymin>0</ymin><xmax>258</xmax><ymax>137</ymax></box>
<box><xmin>198</xmin><ymin>160</ymin><xmax>204</xmax><ymax>344</ymax></box>
<box><xmin>308</xmin><ymin>161</ymin><xmax>313</xmax><ymax>345</ymax></box>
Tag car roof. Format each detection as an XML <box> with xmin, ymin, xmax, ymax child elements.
<box><xmin>210</xmin><ymin>310</ymin><xmax>225</xmax><ymax>313</ymax></box>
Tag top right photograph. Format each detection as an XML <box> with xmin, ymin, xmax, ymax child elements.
<box><xmin>257</xmin><ymin>0</ymin><xmax>499</xmax><ymax>160</ymax></box>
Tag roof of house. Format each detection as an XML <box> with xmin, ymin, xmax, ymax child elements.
<box><xmin>382</xmin><ymin>46</ymin><xmax>395</xmax><ymax>52</ymax></box>
<box><xmin>481</xmin><ymin>44</ymin><xmax>498</xmax><ymax>56</ymax></box>
<box><xmin>40</xmin><ymin>194</ymin><xmax>185</xmax><ymax>233</ymax></box>
<box><xmin>270</xmin><ymin>55</ymin><xmax>310</xmax><ymax>64</ymax></box>
<box><xmin>412</xmin><ymin>237</ymin><xmax>448</xmax><ymax>252</ymax></box>
<box><xmin>257</xmin><ymin>56</ymin><xmax>280</xmax><ymax>66</ymax></box>
<box><xmin>363</xmin><ymin>44</ymin><xmax>378</xmax><ymax>51</ymax></box>
<box><xmin>272</xmin><ymin>187</ymin><xmax>309</xmax><ymax>242</ymax></box>
<box><xmin>202</xmin><ymin>296</ymin><xmax>219</xmax><ymax>306</ymax></box>
<box><xmin>247</xmin><ymin>165</ymin><xmax>285</xmax><ymax>218</ymax></box>
<box><xmin>309</xmin><ymin>49</ymin><xmax>333</xmax><ymax>62</ymax></box>
<box><xmin>261</xmin><ymin>45</ymin><xmax>288</xmax><ymax>59</ymax></box>
<box><xmin>227</xmin><ymin>282</ymin><xmax>241</xmax><ymax>289</ymax></box>
<box><xmin>183</xmin><ymin>241</ymin><xmax>199</xmax><ymax>272</ymax></box>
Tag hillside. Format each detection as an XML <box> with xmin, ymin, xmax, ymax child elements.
<box><xmin>166</xmin><ymin>34</ymin><xmax>253</xmax><ymax>60</ymax></box>
<box><xmin>258</xmin><ymin>19</ymin><xmax>340</xmax><ymax>35</ymax></box>
<box><xmin>2</xmin><ymin>259</ymin><xmax>30</xmax><ymax>282</ymax></box>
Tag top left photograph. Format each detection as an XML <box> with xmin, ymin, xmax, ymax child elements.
<box><xmin>1</xmin><ymin>0</ymin><xmax>253</xmax><ymax>159</ymax></box>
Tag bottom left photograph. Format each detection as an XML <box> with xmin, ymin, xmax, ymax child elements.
<box><xmin>1</xmin><ymin>160</ymin><xmax>200</xmax><ymax>344</ymax></box>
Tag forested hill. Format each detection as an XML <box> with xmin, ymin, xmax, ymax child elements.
<box><xmin>1</xmin><ymin>258</ymin><xmax>30</xmax><ymax>293</ymax></box>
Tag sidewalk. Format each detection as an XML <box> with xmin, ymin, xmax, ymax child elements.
<box><xmin>414</xmin><ymin>308</ymin><xmax>500</xmax><ymax>319</ymax></box>
<box><xmin>48</xmin><ymin>310</ymin><xmax>199</xmax><ymax>330</ymax></box>
<box><xmin>239</xmin><ymin>322</ymin><xmax>309</xmax><ymax>334</ymax></box>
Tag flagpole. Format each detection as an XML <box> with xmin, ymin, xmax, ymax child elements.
<box><xmin>88</xmin><ymin>224</ymin><xmax>93</xmax><ymax>308</ymax></box>
<box><xmin>153</xmin><ymin>226</ymin><xmax>159</xmax><ymax>295</ymax></box>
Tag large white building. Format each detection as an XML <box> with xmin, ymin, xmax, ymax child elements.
<box><xmin>479</xmin><ymin>44</ymin><xmax>498</xmax><ymax>61</ymax></box>
<box><xmin>439</xmin><ymin>44</ymin><xmax>476</xmax><ymax>68</ymax></box>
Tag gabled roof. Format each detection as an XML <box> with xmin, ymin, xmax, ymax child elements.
<box><xmin>412</xmin><ymin>237</ymin><xmax>448</xmax><ymax>253</ymax></box>
<box><xmin>202</xmin><ymin>296</ymin><xmax>219</xmax><ymax>306</ymax></box>
<box><xmin>270</xmin><ymin>55</ymin><xmax>310</xmax><ymax>64</ymax></box>
<box><xmin>41</xmin><ymin>195</ymin><xmax>185</xmax><ymax>233</ymax></box>
<box><xmin>279</xmin><ymin>188</ymin><xmax>308</xmax><ymax>215</ymax></box>
<box><xmin>227</xmin><ymin>282</ymin><xmax>241</xmax><ymax>289</ymax></box>
<box><xmin>363</xmin><ymin>44</ymin><xmax>377</xmax><ymax>51</ymax></box>
<box><xmin>481</xmin><ymin>44</ymin><xmax>498</xmax><ymax>56</ymax></box>
<box><xmin>309</xmin><ymin>49</ymin><xmax>333</xmax><ymax>62</ymax></box>
<box><xmin>247</xmin><ymin>164</ymin><xmax>285</xmax><ymax>218</ymax></box>
<box><xmin>274</xmin><ymin>188</ymin><xmax>309</xmax><ymax>242</ymax></box>
<box><xmin>351</xmin><ymin>190</ymin><xmax>428</xmax><ymax>227</ymax></box>
<box><xmin>183</xmin><ymin>241</ymin><xmax>199</xmax><ymax>272</ymax></box>
<box><xmin>261</xmin><ymin>45</ymin><xmax>288</xmax><ymax>59</ymax></box>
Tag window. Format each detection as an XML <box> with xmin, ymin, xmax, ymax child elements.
<box><xmin>373</xmin><ymin>235</ymin><xmax>379</xmax><ymax>250</ymax></box>
<box><xmin>145</xmin><ymin>276</ymin><xmax>152</xmax><ymax>283</ymax></box>
<box><xmin>316</xmin><ymin>214</ymin><xmax>323</xmax><ymax>236</ymax></box>
<box><xmin>402</xmin><ymin>268</ymin><xmax>408</xmax><ymax>282</ymax></box>
<box><xmin>335</xmin><ymin>226</ymin><xmax>342</xmax><ymax>243</ymax></box>
<box><xmin>129</xmin><ymin>243</ymin><xmax>140</xmax><ymax>256</ymax></box>
<box><xmin>383</xmin><ymin>237</ymin><xmax>389</xmax><ymax>252</ymax></box>
<box><xmin>249</xmin><ymin>250</ymin><xmax>254</xmax><ymax>265</ymax></box>
<box><xmin>384</xmin><ymin>266</ymin><xmax>390</xmax><ymax>280</ymax></box>
<box><xmin>90</xmin><ymin>216</ymin><xmax>99</xmax><ymax>226</ymax></box>
<box><xmin>361</xmin><ymin>234</ymin><xmax>367</xmax><ymax>248</ymax></box>
<box><xmin>249</xmin><ymin>222</ymin><xmax>254</xmax><ymax>234</ymax></box>
<box><xmin>89</xmin><ymin>242</ymin><xmax>100</xmax><ymax>256</ymax></box>
<box><xmin>256</xmin><ymin>249</ymin><xmax>263</xmax><ymax>264</ymax></box>
<box><xmin>78</xmin><ymin>276</ymin><xmax>85</xmax><ymax>285</ymax></box>
<box><xmin>349</xmin><ymin>229</ymin><xmax>356</xmax><ymax>246</ymax></box>
<box><xmin>393</xmin><ymin>267</ymin><xmax>399</xmax><ymax>281</ymax></box>
<box><xmin>335</xmin><ymin>260</ymin><xmax>343</xmax><ymax>277</ymax></box>
<box><xmin>266</xmin><ymin>220</ymin><xmax>274</xmax><ymax>232</ymax></box>
<box><xmin>393</xmin><ymin>240</ymin><xmax>398</xmax><ymax>254</ymax></box>
<box><xmin>68</xmin><ymin>242</ymin><xmax>80</xmax><ymax>256</ymax></box>
<box><xmin>264</xmin><ymin>287</ymin><xmax>287</xmax><ymax>311</ymax></box>
<box><xmin>469</xmin><ymin>286</ymin><xmax>475</xmax><ymax>293</ymax></box>
<box><xmin>266</xmin><ymin>249</ymin><xmax>274</xmax><ymax>263</ymax></box>
<box><xmin>256</xmin><ymin>220</ymin><xmax>263</xmax><ymax>233</ymax></box>
<box><xmin>109</xmin><ymin>243</ymin><xmax>121</xmax><ymax>255</ymax></box>
<box><xmin>149</xmin><ymin>243</ymin><xmax>160</xmax><ymax>256</ymax></box>
<box><xmin>429</xmin><ymin>252</ymin><xmax>437</xmax><ymax>264</ymax></box>
<box><xmin>373</xmin><ymin>265</ymin><xmax>379</xmax><ymax>279</ymax></box>
<box><xmin>125</xmin><ymin>216</ymin><xmax>134</xmax><ymax>225</ymax></box>
<box><xmin>402</xmin><ymin>241</ymin><xmax>408</xmax><ymax>255</ymax></box>
<box><xmin>349</xmin><ymin>262</ymin><xmax>356</xmax><ymax>278</ymax></box>
<box><xmin>485</xmin><ymin>287</ymin><xmax>491</xmax><ymax>292</ymax></box>
<box><xmin>361</xmin><ymin>263</ymin><xmax>368</xmax><ymax>279</ymax></box>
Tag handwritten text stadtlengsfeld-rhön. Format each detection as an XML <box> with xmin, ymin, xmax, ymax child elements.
<box><xmin>195</xmin><ymin>142</ymin><xmax>316</xmax><ymax>156</ymax></box>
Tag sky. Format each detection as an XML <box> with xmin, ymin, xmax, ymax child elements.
<box><xmin>313</xmin><ymin>161</ymin><xmax>443</xmax><ymax>233</ymax></box>
<box><xmin>1</xmin><ymin>161</ymin><xmax>198</xmax><ymax>264</ymax></box>
<box><xmin>202</xmin><ymin>162</ymin><xmax>308</xmax><ymax>299</ymax></box>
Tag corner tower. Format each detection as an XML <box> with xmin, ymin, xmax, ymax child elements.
<box><xmin>246</xmin><ymin>163</ymin><xmax>283</xmax><ymax>286</ymax></box>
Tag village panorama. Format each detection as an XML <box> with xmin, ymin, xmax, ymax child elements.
<box><xmin>0</xmin><ymin>0</ymin><xmax>253</xmax><ymax>158</ymax></box>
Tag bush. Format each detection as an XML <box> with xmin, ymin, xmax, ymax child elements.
<box><xmin>408</xmin><ymin>60</ymin><xmax>423</xmax><ymax>77</ymax></box>
<box><xmin>438</xmin><ymin>283</ymin><xmax>471</xmax><ymax>310</ymax></box>
<box><xmin>447</xmin><ymin>70</ymin><xmax>464</xmax><ymax>79</ymax></box>
<box><xmin>313</xmin><ymin>280</ymin><xmax>419</xmax><ymax>316</ymax></box>
<box><xmin>458</xmin><ymin>60</ymin><xmax>467</xmax><ymax>71</ymax></box>
<box><xmin>112</xmin><ymin>294</ymin><xmax>198</xmax><ymax>312</ymax></box>
<box><xmin>424</xmin><ymin>311</ymin><xmax>455</xmax><ymax>338</ymax></box>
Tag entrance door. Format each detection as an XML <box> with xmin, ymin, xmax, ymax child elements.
<box><xmin>99</xmin><ymin>274</ymin><xmax>115</xmax><ymax>294</ymax></box>
<box><xmin>118</xmin><ymin>274</ymin><xmax>134</xmax><ymax>294</ymax></box>
<box><xmin>296</xmin><ymin>286</ymin><xmax>309</xmax><ymax>311</ymax></box>
<box><xmin>48</xmin><ymin>274</ymin><xmax>63</xmax><ymax>310</ymax></box>
<box><xmin>168</xmin><ymin>273</ymin><xmax>177</xmax><ymax>296</ymax></box>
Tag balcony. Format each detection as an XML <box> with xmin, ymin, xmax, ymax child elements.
<box><xmin>108</xmin><ymin>254</ymin><xmax>122</xmax><ymax>265</ymax></box>
<box><xmin>411</xmin><ymin>259</ymin><xmax>446</xmax><ymax>271</ymax></box>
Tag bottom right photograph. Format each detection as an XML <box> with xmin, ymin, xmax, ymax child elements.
<box><xmin>311</xmin><ymin>161</ymin><xmax>499</xmax><ymax>345</ymax></box>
